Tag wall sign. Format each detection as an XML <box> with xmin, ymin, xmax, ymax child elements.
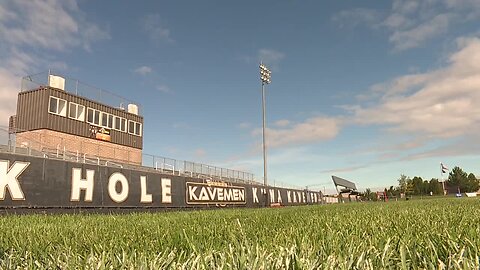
<box><xmin>186</xmin><ymin>182</ymin><xmax>246</xmax><ymax>205</ymax></box>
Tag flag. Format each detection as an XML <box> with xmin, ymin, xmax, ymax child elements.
<box><xmin>441</xmin><ymin>163</ymin><xmax>449</xmax><ymax>173</ymax></box>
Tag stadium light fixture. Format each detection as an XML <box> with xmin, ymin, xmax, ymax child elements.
<box><xmin>260</xmin><ymin>63</ymin><xmax>271</xmax><ymax>85</ymax></box>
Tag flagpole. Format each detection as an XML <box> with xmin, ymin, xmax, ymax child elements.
<box><xmin>441</xmin><ymin>163</ymin><xmax>445</xmax><ymax>195</ymax></box>
<box><xmin>440</xmin><ymin>162</ymin><xmax>446</xmax><ymax>195</ymax></box>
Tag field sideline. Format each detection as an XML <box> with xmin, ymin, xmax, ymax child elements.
<box><xmin>1</xmin><ymin>198</ymin><xmax>479</xmax><ymax>269</ymax></box>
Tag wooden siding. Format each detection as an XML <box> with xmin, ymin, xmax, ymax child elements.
<box><xmin>15</xmin><ymin>87</ymin><xmax>143</xmax><ymax>149</ymax></box>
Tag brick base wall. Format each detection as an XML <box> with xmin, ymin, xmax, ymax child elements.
<box><xmin>15</xmin><ymin>129</ymin><xmax>142</xmax><ymax>165</ymax></box>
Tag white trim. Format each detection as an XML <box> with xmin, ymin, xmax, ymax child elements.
<box><xmin>128</xmin><ymin>120</ymin><xmax>135</xmax><ymax>135</ymax></box>
<box><xmin>121</xmin><ymin>118</ymin><xmax>127</xmax><ymax>132</ymax></box>
<box><xmin>136</xmin><ymin>122</ymin><xmax>142</xmax><ymax>137</ymax></box>
<box><xmin>86</xmin><ymin>108</ymin><xmax>95</xmax><ymax>125</ymax></box>
<box><xmin>114</xmin><ymin>116</ymin><xmax>127</xmax><ymax>132</ymax></box>
<box><xmin>100</xmin><ymin>111</ymin><xmax>108</xmax><ymax>128</ymax></box>
<box><xmin>128</xmin><ymin>120</ymin><xmax>142</xmax><ymax>137</ymax></box>
<box><xmin>86</xmin><ymin>107</ymin><xmax>140</xmax><ymax>136</ymax></box>
<box><xmin>48</xmin><ymin>96</ymin><xmax>67</xmax><ymax>117</ymax></box>
<box><xmin>108</xmin><ymin>114</ymin><xmax>114</xmax><ymax>129</ymax></box>
<box><xmin>68</xmin><ymin>102</ymin><xmax>85</xmax><ymax>122</ymax></box>
<box><xmin>86</xmin><ymin>108</ymin><xmax>101</xmax><ymax>126</ymax></box>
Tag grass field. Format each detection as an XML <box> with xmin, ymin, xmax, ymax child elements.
<box><xmin>0</xmin><ymin>198</ymin><xmax>479</xmax><ymax>269</ymax></box>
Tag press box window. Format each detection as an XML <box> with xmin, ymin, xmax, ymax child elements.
<box><xmin>99</xmin><ymin>112</ymin><xmax>114</xmax><ymax>129</ymax></box>
<box><xmin>101</xmin><ymin>112</ymin><xmax>107</xmax><ymax>127</ymax></box>
<box><xmin>87</xmin><ymin>108</ymin><xmax>100</xmax><ymax>126</ymax></box>
<box><xmin>128</xmin><ymin>120</ymin><xmax>134</xmax><ymax>134</ymax></box>
<box><xmin>128</xmin><ymin>120</ymin><xmax>142</xmax><ymax>136</ymax></box>
<box><xmin>114</xmin><ymin>116</ymin><xmax>127</xmax><ymax>132</ymax></box>
<box><xmin>121</xmin><ymin>118</ymin><xmax>127</xmax><ymax>132</ymax></box>
<box><xmin>108</xmin><ymin>114</ymin><xmax>114</xmax><ymax>129</ymax></box>
<box><xmin>48</xmin><ymin>96</ymin><xmax>67</xmax><ymax>116</ymax></box>
<box><xmin>135</xmin><ymin>122</ymin><xmax>142</xmax><ymax>136</ymax></box>
<box><xmin>69</xmin><ymin>102</ymin><xmax>85</xmax><ymax>121</ymax></box>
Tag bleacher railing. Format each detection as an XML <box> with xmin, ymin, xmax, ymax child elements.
<box><xmin>0</xmin><ymin>126</ymin><xmax>258</xmax><ymax>185</ymax></box>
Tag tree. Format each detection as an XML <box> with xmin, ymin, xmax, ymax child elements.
<box><xmin>428</xmin><ymin>178</ymin><xmax>443</xmax><ymax>195</ymax></box>
<box><xmin>465</xmin><ymin>173</ymin><xmax>480</xmax><ymax>193</ymax></box>
<box><xmin>393</xmin><ymin>168</ymin><xmax>478</xmax><ymax>195</ymax></box>
<box><xmin>386</xmin><ymin>186</ymin><xmax>395</xmax><ymax>197</ymax></box>
<box><xmin>406</xmin><ymin>178</ymin><xmax>414</xmax><ymax>195</ymax></box>
<box><xmin>362</xmin><ymin>188</ymin><xmax>377</xmax><ymax>201</ymax></box>
<box><xmin>448</xmin><ymin>166</ymin><xmax>468</xmax><ymax>192</ymax></box>
<box><xmin>422</xmin><ymin>180</ymin><xmax>429</xmax><ymax>195</ymax></box>
<box><xmin>397</xmin><ymin>174</ymin><xmax>408</xmax><ymax>194</ymax></box>
<box><xmin>412</xmin><ymin>176</ymin><xmax>424</xmax><ymax>195</ymax></box>
<box><xmin>446</xmin><ymin>167</ymin><xmax>480</xmax><ymax>193</ymax></box>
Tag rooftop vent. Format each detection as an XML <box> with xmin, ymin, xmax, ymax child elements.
<box><xmin>128</xmin><ymin>104</ymin><xmax>138</xmax><ymax>115</ymax></box>
<box><xmin>48</xmin><ymin>74</ymin><xmax>65</xmax><ymax>90</ymax></box>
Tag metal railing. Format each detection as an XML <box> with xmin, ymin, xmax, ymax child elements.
<box><xmin>21</xmin><ymin>71</ymin><xmax>141</xmax><ymax>114</ymax></box>
<box><xmin>141</xmin><ymin>154</ymin><xmax>256</xmax><ymax>183</ymax></box>
<box><xmin>270</xmin><ymin>180</ymin><xmax>303</xmax><ymax>190</ymax></box>
<box><xmin>0</xmin><ymin>126</ymin><xmax>258</xmax><ymax>185</ymax></box>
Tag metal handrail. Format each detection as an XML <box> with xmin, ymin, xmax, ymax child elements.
<box><xmin>1</xmin><ymin>125</ymin><xmax>260</xmax><ymax>185</ymax></box>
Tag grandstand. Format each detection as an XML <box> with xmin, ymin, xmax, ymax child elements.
<box><xmin>331</xmin><ymin>175</ymin><xmax>360</xmax><ymax>202</ymax></box>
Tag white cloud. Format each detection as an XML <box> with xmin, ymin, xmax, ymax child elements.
<box><xmin>258</xmin><ymin>49</ymin><xmax>285</xmax><ymax>70</ymax></box>
<box><xmin>389</xmin><ymin>13</ymin><xmax>452</xmax><ymax>51</ymax></box>
<box><xmin>173</xmin><ymin>122</ymin><xmax>189</xmax><ymax>129</ymax></box>
<box><xmin>0</xmin><ymin>68</ymin><xmax>21</xmax><ymax>126</ymax></box>
<box><xmin>401</xmin><ymin>136</ymin><xmax>480</xmax><ymax>161</ymax></box>
<box><xmin>0</xmin><ymin>0</ymin><xmax>109</xmax><ymax>51</ymax></box>
<box><xmin>142</xmin><ymin>14</ymin><xmax>173</xmax><ymax>43</ymax></box>
<box><xmin>0</xmin><ymin>48</ymin><xmax>34</xmax><ymax>126</ymax></box>
<box><xmin>358</xmin><ymin>72</ymin><xmax>431</xmax><ymax>102</ymax></box>
<box><xmin>134</xmin><ymin>66</ymin><xmax>153</xmax><ymax>76</ymax></box>
<box><xmin>383</xmin><ymin>13</ymin><xmax>413</xmax><ymax>30</ymax></box>
<box><xmin>385</xmin><ymin>0</ymin><xmax>480</xmax><ymax>50</ymax></box>
<box><xmin>4</xmin><ymin>48</ymin><xmax>36</xmax><ymax>74</ymax></box>
<box><xmin>156</xmin><ymin>84</ymin><xmax>171</xmax><ymax>93</ymax></box>
<box><xmin>274</xmin><ymin>119</ymin><xmax>291</xmax><ymax>127</ymax></box>
<box><xmin>324</xmin><ymin>37</ymin><xmax>480</xmax><ymax>169</ymax></box>
<box><xmin>252</xmin><ymin>116</ymin><xmax>341</xmax><ymax>148</ymax></box>
<box><xmin>0</xmin><ymin>4</ymin><xmax>17</xmax><ymax>21</ymax></box>
<box><xmin>81</xmin><ymin>23</ymin><xmax>110</xmax><ymax>52</ymax></box>
<box><xmin>331</xmin><ymin>8</ymin><xmax>381</xmax><ymax>29</ymax></box>
<box><xmin>194</xmin><ymin>148</ymin><xmax>206</xmax><ymax>158</ymax></box>
<box><xmin>320</xmin><ymin>165</ymin><xmax>368</xmax><ymax>174</ymax></box>
<box><xmin>237</xmin><ymin>122</ymin><xmax>251</xmax><ymax>129</ymax></box>
<box><xmin>0</xmin><ymin>0</ymin><xmax>109</xmax><ymax>126</ymax></box>
<box><xmin>351</xmin><ymin>37</ymin><xmax>480</xmax><ymax>139</ymax></box>
<box><xmin>392</xmin><ymin>0</ymin><xmax>419</xmax><ymax>15</ymax></box>
<box><xmin>334</xmin><ymin>0</ymin><xmax>480</xmax><ymax>50</ymax></box>
<box><xmin>216</xmin><ymin>147</ymin><xmax>328</xmax><ymax>176</ymax></box>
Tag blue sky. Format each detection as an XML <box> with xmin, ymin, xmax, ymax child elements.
<box><xmin>1</xmin><ymin>0</ymin><xmax>480</xmax><ymax>192</ymax></box>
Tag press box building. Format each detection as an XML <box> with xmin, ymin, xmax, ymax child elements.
<box><xmin>11</xmin><ymin>73</ymin><xmax>143</xmax><ymax>165</ymax></box>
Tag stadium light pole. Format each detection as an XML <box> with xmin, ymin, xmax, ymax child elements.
<box><xmin>259</xmin><ymin>62</ymin><xmax>271</xmax><ymax>205</ymax></box>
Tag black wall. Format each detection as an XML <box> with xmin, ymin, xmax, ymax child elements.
<box><xmin>0</xmin><ymin>153</ymin><xmax>323</xmax><ymax>210</ymax></box>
